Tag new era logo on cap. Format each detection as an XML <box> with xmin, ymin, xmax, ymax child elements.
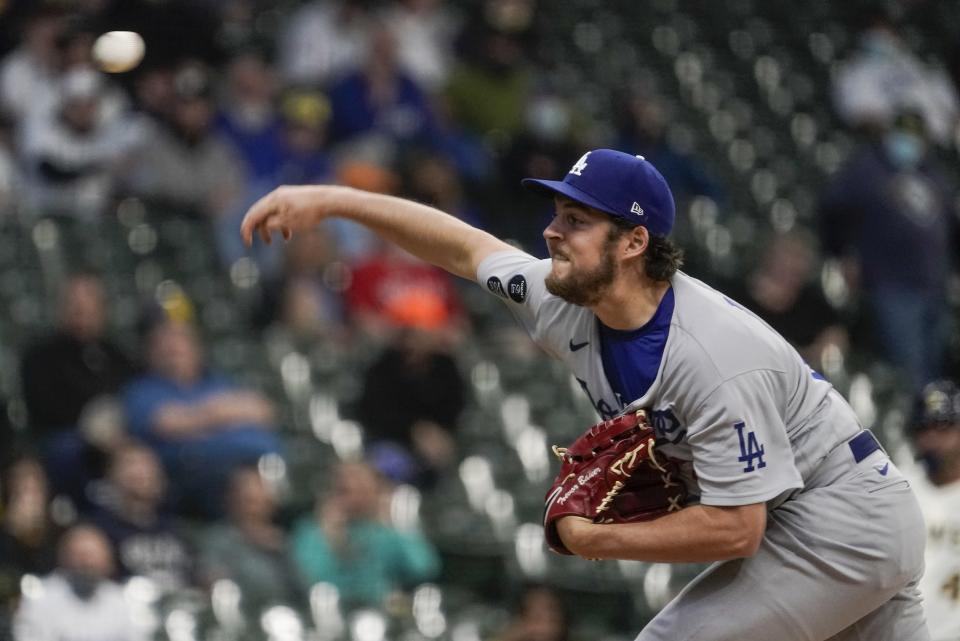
<box><xmin>521</xmin><ymin>149</ymin><xmax>676</xmax><ymax>236</ymax></box>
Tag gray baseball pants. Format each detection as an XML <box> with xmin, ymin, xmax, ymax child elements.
<box><xmin>637</xmin><ymin>433</ymin><xmax>930</xmax><ymax>641</ymax></box>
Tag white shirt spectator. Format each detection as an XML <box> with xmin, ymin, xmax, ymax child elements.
<box><xmin>833</xmin><ymin>28</ymin><xmax>959</xmax><ymax>145</ymax></box>
<box><xmin>14</xmin><ymin>571</ymin><xmax>146</xmax><ymax>641</ymax></box>
<box><xmin>0</xmin><ymin>46</ymin><xmax>59</xmax><ymax>124</ymax></box>
<box><xmin>382</xmin><ymin>0</ymin><xmax>462</xmax><ymax>90</ymax></box>
<box><xmin>279</xmin><ymin>1</ymin><xmax>373</xmax><ymax>85</ymax></box>
<box><xmin>19</xmin><ymin>69</ymin><xmax>146</xmax><ymax>219</ymax></box>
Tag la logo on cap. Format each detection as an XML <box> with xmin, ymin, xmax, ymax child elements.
<box><xmin>569</xmin><ymin>152</ymin><xmax>591</xmax><ymax>176</ymax></box>
<box><xmin>631</xmin><ymin>202</ymin><xmax>644</xmax><ymax>216</ymax></box>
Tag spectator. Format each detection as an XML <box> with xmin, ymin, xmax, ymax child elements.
<box><xmin>214</xmin><ymin>51</ymin><xmax>284</xmax><ymax>183</ymax></box>
<box><xmin>832</xmin><ymin>12</ymin><xmax>959</xmax><ymax>146</ymax></box>
<box><xmin>819</xmin><ymin>109</ymin><xmax>957</xmax><ymax>390</ymax></box>
<box><xmin>357</xmin><ymin>329</ymin><xmax>466</xmax><ymax>487</ymax></box>
<box><xmin>445</xmin><ymin>19</ymin><xmax>533</xmax><ymax>141</ymax></box>
<box><xmin>0</xmin><ymin>457</ymin><xmax>63</xmax><ymax>610</ymax></box>
<box><xmin>495</xmin><ymin>585</ymin><xmax>573</xmax><ymax>641</ymax></box>
<box><xmin>723</xmin><ymin>231</ymin><xmax>848</xmax><ymax>374</ymax></box>
<box><xmin>290</xmin><ymin>461</ymin><xmax>440</xmax><ymax>609</ymax></box>
<box><xmin>129</xmin><ymin>63</ymin><xmax>246</xmax><ymax>218</ymax></box>
<box><xmin>274</xmin><ymin>90</ymin><xmax>335</xmax><ymax>187</ymax></box>
<box><xmin>255</xmin><ymin>227</ymin><xmax>345</xmax><ymax>340</ymax></box>
<box><xmin>198</xmin><ymin>465</ymin><xmax>302</xmax><ymax>613</ymax></box>
<box><xmin>122</xmin><ymin>317</ymin><xmax>282</xmax><ymax>517</ymax></box>
<box><xmin>499</xmin><ymin>93</ymin><xmax>586</xmax><ymax>251</ymax></box>
<box><xmin>617</xmin><ymin>92</ymin><xmax>725</xmax><ymax>209</ymax></box>
<box><xmin>0</xmin><ymin>8</ymin><xmax>64</xmax><ymax>123</ymax></box>
<box><xmin>19</xmin><ymin>68</ymin><xmax>145</xmax><ymax>219</ymax></box>
<box><xmin>344</xmin><ymin>240</ymin><xmax>466</xmax><ymax>341</ymax></box>
<box><xmin>426</xmin><ymin>92</ymin><xmax>496</xmax><ymax>185</ymax></box>
<box><xmin>20</xmin><ymin>272</ymin><xmax>136</xmax><ymax>502</ymax></box>
<box><xmin>278</xmin><ymin>0</ymin><xmax>374</xmax><ymax>86</ymax></box>
<box><xmin>403</xmin><ymin>150</ymin><xmax>486</xmax><ymax>229</ymax></box>
<box><xmin>326</xmin><ymin>24</ymin><xmax>437</xmax><ymax>152</ymax></box>
<box><xmin>902</xmin><ymin>381</ymin><xmax>960</xmax><ymax>641</ymax></box>
<box><xmin>382</xmin><ymin>0</ymin><xmax>462</xmax><ymax>91</ymax></box>
<box><xmin>56</xmin><ymin>21</ymin><xmax>96</xmax><ymax>72</ymax></box>
<box><xmin>88</xmin><ymin>441</ymin><xmax>193</xmax><ymax>592</ymax></box>
<box><xmin>13</xmin><ymin>523</ymin><xmax>146</xmax><ymax>641</ymax></box>
<box><xmin>214</xmin><ymin>0</ymin><xmax>271</xmax><ymax>53</ymax></box>
<box><xmin>263</xmin><ymin>278</ymin><xmax>345</xmax><ymax>355</ymax></box>
<box><xmin>131</xmin><ymin>65</ymin><xmax>176</xmax><ymax>123</ymax></box>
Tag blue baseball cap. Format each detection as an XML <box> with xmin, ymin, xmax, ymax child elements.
<box><xmin>521</xmin><ymin>149</ymin><xmax>676</xmax><ymax>236</ymax></box>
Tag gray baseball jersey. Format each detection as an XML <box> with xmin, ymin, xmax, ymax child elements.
<box><xmin>478</xmin><ymin>250</ymin><xmax>930</xmax><ymax>641</ymax></box>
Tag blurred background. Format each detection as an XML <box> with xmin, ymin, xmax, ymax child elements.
<box><xmin>0</xmin><ymin>0</ymin><xmax>958</xmax><ymax>640</ymax></box>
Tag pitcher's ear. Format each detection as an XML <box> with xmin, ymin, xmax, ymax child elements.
<box><xmin>622</xmin><ymin>225</ymin><xmax>650</xmax><ymax>259</ymax></box>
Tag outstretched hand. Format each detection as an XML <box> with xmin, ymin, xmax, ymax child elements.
<box><xmin>240</xmin><ymin>185</ymin><xmax>343</xmax><ymax>247</ymax></box>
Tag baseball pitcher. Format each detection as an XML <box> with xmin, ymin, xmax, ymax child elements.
<box><xmin>241</xmin><ymin>149</ymin><xmax>929</xmax><ymax>640</ymax></box>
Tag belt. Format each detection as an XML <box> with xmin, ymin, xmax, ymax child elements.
<box><xmin>848</xmin><ymin>429</ymin><xmax>882</xmax><ymax>463</ymax></box>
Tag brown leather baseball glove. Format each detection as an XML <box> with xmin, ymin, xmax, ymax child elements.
<box><xmin>543</xmin><ymin>409</ymin><xmax>687</xmax><ymax>555</ymax></box>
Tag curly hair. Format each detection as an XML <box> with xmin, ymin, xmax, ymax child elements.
<box><xmin>608</xmin><ymin>220</ymin><xmax>684</xmax><ymax>282</ymax></box>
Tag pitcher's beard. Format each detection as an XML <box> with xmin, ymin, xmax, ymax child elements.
<box><xmin>545</xmin><ymin>250</ymin><xmax>617</xmax><ymax>306</ymax></box>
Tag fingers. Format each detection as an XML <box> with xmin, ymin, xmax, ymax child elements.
<box><xmin>249</xmin><ymin>220</ymin><xmax>290</xmax><ymax>246</ymax></box>
<box><xmin>241</xmin><ymin>188</ymin><xmax>305</xmax><ymax>247</ymax></box>
<box><xmin>241</xmin><ymin>191</ymin><xmax>281</xmax><ymax>247</ymax></box>
<box><xmin>241</xmin><ymin>219</ymin><xmax>253</xmax><ymax>247</ymax></box>
<box><xmin>240</xmin><ymin>195</ymin><xmax>266</xmax><ymax>246</ymax></box>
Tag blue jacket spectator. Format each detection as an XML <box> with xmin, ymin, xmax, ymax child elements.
<box><xmin>819</xmin><ymin>111</ymin><xmax>957</xmax><ymax>390</ymax></box>
<box><xmin>214</xmin><ymin>111</ymin><xmax>284</xmax><ymax>184</ymax></box>
<box><xmin>327</xmin><ymin>27</ymin><xmax>436</xmax><ymax>148</ymax></box>
<box><xmin>214</xmin><ymin>53</ymin><xmax>285</xmax><ymax>182</ymax></box>
<box><xmin>122</xmin><ymin>319</ymin><xmax>282</xmax><ymax>518</ymax></box>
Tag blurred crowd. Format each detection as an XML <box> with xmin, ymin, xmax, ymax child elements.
<box><xmin>0</xmin><ymin>1</ymin><xmax>958</xmax><ymax>640</ymax></box>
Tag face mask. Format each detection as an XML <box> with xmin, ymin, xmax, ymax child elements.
<box><xmin>883</xmin><ymin>131</ymin><xmax>925</xmax><ymax>169</ymax></box>
<box><xmin>63</xmin><ymin>570</ymin><xmax>101</xmax><ymax>601</ymax></box>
